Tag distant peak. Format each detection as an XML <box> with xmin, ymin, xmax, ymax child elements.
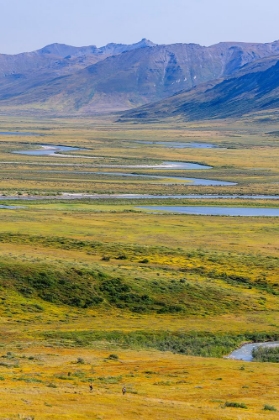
<box><xmin>36</xmin><ymin>43</ymin><xmax>98</xmax><ymax>57</ymax></box>
<box><xmin>32</xmin><ymin>40</ymin><xmax>155</xmax><ymax>57</ymax></box>
<box><xmin>136</xmin><ymin>38</ymin><xmax>156</xmax><ymax>47</ymax></box>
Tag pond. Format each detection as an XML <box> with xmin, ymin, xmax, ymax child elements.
<box><xmin>227</xmin><ymin>342</ymin><xmax>279</xmax><ymax>361</ymax></box>
<box><xmin>138</xmin><ymin>206</ymin><xmax>279</xmax><ymax>216</ymax></box>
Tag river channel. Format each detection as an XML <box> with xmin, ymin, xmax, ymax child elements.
<box><xmin>14</xmin><ymin>146</ymin><xmax>211</xmax><ymax>169</ymax></box>
<box><xmin>138</xmin><ymin>206</ymin><xmax>279</xmax><ymax>217</ymax></box>
<box><xmin>1</xmin><ymin>193</ymin><xmax>279</xmax><ymax>201</ymax></box>
<box><xmin>134</xmin><ymin>141</ymin><xmax>220</xmax><ymax>148</ymax></box>
<box><xmin>14</xmin><ymin>145</ymin><xmax>81</xmax><ymax>156</ymax></box>
<box><xmin>227</xmin><ymin>342</ymin><xmax>279</xmax><ymax>361</ymax></box>
<box><xmin>0</xmin><ymin>205</ymin><xmax>23</xmax><ymax>209</ymax></box>
<box><xmin>0</xmin><ymin>131</ymin><xmax>41</xmax><ymax>136</ymax></box>
<box><xmin>13</xmin><ymin>145</ymin><xmax>238</xmax><ymax>186</ymax></box>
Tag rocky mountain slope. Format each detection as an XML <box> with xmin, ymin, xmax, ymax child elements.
<box><xmin>0</xmin><ymin>39</ymin><xmax>155</xmax><ymax>107</ymax></box>
<box><xmin>2</xmin><ymin>39</ymin><xmax>279</xmax><ymax>114</ymax></box>
<box><xmin>120</xmin><ymin>54</ymin><xmax>279</xmax><ymax>121</ymax></box>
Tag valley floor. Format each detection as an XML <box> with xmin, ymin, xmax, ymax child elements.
<box><xmin>0</xmin><ymin>115</ymin><xmax>278</xmax><ymax>418</ymax></box>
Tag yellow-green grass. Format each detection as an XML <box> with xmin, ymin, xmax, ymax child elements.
<box><xmin>0</xmin><ymin>204</ymin><xmax>278</xmax><ymax>329</ymax></box>
<box><xmin>0</xmin><ymin>115</ymin><xmax>279</xmax><ymax>196</ymax></box>
<box><xmin>0</xmin><ymin>115</ymin><xmax>279</xmax><ymax>418</ymax></box>
<box><xmin>0</xmin><ymin>204</ymin><xmax>278</xmax><ymax>255</ymax></box>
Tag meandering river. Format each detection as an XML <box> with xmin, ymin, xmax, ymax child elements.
<box><xmin>13</xmin><ymin>145</ymin><xmax>238</xmax><ymax>185</ymax></box>
<box><xmin>45</xmin><ymin>171</ymin><xmax>234</xmax><ymax>186</ymax></box>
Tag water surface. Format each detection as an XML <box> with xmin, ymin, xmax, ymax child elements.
<box><xmin>13</xmin><ymin>146</ymin><xmax>212</xmax><ymax>170</ymax></box>
<box><xmin>88</xmin><ymin>172</ymin><xmax>236</xmax><ymax>186</ymax></box>
<box><xmin>135</xmin><ymin>141</ymin><xmax>218</xmax><ymax>149</ymax></box>
<box><xmin>98</xmin><ymin>161</ymin><xmax>212</xmax><ymax>170</ymax></box>
<box><xmin>2</xmin><ymin>193</ymin><xmax>278</xmax><ymax>201</ymax></box>
<box><xmin>14</xmin><ymin>145</ymin><xmax>81</xmax><ymax>156</ymax></box>
<box><xmin>0</xmin><ymin>131</ymin><xmax>40</xmax><ymax>136</ymax></box>
<box><xmin>0</xmin><ymin>205</ymin><xmax>23</xmax><ymax>209</ymax></box>
<box><xmin>138</xmin><ymin>206</ymin><xmax>279</xmax><ymax>216</ymax></box>
<box><xmin>227</xmin><ymin>342</ymin><xmax>279</xmax><ymax>362</ymax></box>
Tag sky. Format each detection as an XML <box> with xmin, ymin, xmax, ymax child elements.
<box><xmin>0</xmin><ymin>0</ymin><xmax>279</xmax><ymax>54</ymax></box>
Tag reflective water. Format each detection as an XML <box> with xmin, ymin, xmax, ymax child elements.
<box><xmin>98</xmin><ymin>161</ymin><xmax>212</xmax><ymax>170</ymax></box>
<box><xmin>2</xmin><ymin>193</ymin><xmax>278</xmax><ymax>201</ymax></box>
<box><xmin>0</xmin><ymin>205</ymin><xmax>23</xmax><ymax>209</ymax></box>
<box><xmin>227</xmin><ymin>342</ymin><xmax>279</xmax><ymax>362</ymax></box>
<box><xmin>14</xmin><ymin>145</ymin><xmax>81</xmax><ymax>156</ymax></box>
<box><xmin>0</xmin><ymin>131</ymin><xmax>40</xmax><ymax>136</ymax></box>
<box><xmin>135</xmin><ymin>141</ymin><xmax>218</xmax><ymax>149</ymax></box>
<box><xmin>12</xmin><ymin>144</ymin><xmax>238</xmax><ymax>186</ymax></box>
<box><xmin>138</xmin><ymin>206</ymin><xmax>279</xmax><ymax>216</ymax></box>
<box><xmin>173</xmin><ymin>195</ymin><xmax>279</xmax><ymax>200</ymax></box>
<box><xmin>90</xmin><ymin>194</ymin><xmax>278</xmax><ymax>199</ymax></box>
<box><xmin>64</xmin><ymin>193</ymin><xmax>277</xmax><ymax>200</ymax></box>
<box><xmin>13</xmin><ymin>146</ymin><xmax>212</xmax><ymax>170</ymax></box>
<box><xmin>87</xmin><ymin>172</ymin><xmax>236</xmax><ymax>186</ymax></box>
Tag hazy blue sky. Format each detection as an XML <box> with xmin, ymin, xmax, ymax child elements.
<box><xmin>1</xmin><ymin>0</ymin><xmax>279</xmax><ymax>54</ymax></box>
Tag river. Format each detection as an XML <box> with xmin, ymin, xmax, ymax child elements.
<box><xmin>227</xmin><ymin>342</ymin><xmax>279</xmax><ymax>361</ymax></box>
<box><xmin>138</xmin><ymin>205</ymin><xmax>279</xmax><ymax>217</ymax></box>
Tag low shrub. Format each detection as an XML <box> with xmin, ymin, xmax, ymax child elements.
<box><xmin>263</xmin><ymin>404</ymin><xmax>277</xmax><ymax>411</ymax></box>
<box><xmin>107</xmin><ymin>354</ymin><xmax>119</xmax><ymax>360</ymax></box>
<box><xmin>252</xmin><ymin>346</ymin><xmax>279</xmax><ymax>363</ymax></box>
<box><xmin>44</xmin><ymin>330</ymin><xmax>279</xmax><ymax>358</ymax></box>
<box><xmin>225</xmin><ymin>401</ymin><xmax>247</xmax><ymax>409</ymax></box>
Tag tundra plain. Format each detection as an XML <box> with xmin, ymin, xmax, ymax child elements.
<box><xmin>0</xmin><ymin>115</ymin><xmax>278</xmax><ymax>419</ymax></box>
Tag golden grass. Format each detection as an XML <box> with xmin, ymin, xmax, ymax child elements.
<box><xmin>0</xmin><ymin>345</ymin><xmax>279</xmax><ymax>419</ymax></box>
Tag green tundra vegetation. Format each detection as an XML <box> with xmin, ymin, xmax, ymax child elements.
<box><xmin>0</xmin><ymin>115</ymin><xmax>279</xmax><ymax>419</ymax></box>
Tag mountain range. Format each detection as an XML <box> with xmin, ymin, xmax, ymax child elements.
<box><xmin>1</xmin><ymin>39</ymin><xmax>279</xmax><ymax>118</ymax></box>
<box><xmin>120</xmin><ymin>53</ymin><xmax>279</xmax><ymax>121</ymax></box>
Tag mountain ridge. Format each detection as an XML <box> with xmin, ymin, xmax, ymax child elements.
<box><xmin>119</xmin><ymin>53</ymin><xmax>279</xmax><ymax>121</ymax></box>
<box><xmin>2</xmin><ymin>39</ymin><xmax>279</xmax><ymax>115</ymax></box>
